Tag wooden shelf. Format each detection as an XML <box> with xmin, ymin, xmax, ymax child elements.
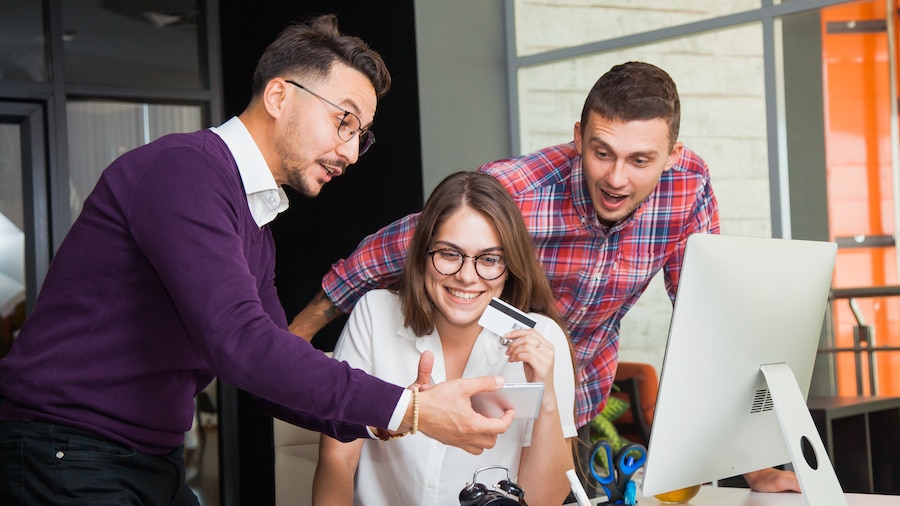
<box><xmin>808</xmin><ymin>396</ymin><xmax>900</xmax><ymax>495</ymax></box>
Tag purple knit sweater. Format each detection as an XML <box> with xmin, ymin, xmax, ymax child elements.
<box><xmin>0</xmin><ymin>129</ymin><xmax>402</xmax><ymax>454</ymax></box>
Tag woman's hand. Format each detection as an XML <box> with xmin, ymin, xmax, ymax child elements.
<box><xmin>503</xmin><ymin>328</ymin><xmax>555</xmax><ymax>386</ymax></box>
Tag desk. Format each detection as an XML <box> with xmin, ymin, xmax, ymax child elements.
<box><xmin>808</xmin><ymin>396</ymin><xmax>900</xmax><ymax>494</ymax></box>
<box><xmin>566</xmin><ymin>485</ymin><xmax>898</xmax><ymax>505</ymax></box>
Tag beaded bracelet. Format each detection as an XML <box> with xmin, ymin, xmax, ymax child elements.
<box><xmin>410</xmin><ymin>386</ymin><xmax>419</xmax><ymax>435</ymax></box>
<box><xmin>374</xmin><ymin>385</ymin><xmax>419</xmax><ymax>441</ymax></box>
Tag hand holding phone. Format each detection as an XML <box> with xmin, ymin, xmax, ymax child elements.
<box><xmin>470</xmin><ymin>382</ymin><xmax>544</xmax><ymax>419</ymax></box>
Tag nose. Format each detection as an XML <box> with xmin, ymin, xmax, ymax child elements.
<box><xmin>334</xmin><ymin>136</ymin><xmax>360</xmax><ymax>165</ymax></box>
<box><xmin>455</xmin><ymin>257</ymin><xmax>480</xmax><ymax>283</ymax></box>
<box><xmin>605</xmin><ymin>158</ymin><xmax>628</xmax><ymax>188</ymax></box>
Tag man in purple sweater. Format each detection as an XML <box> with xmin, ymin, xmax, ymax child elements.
<box><xmin>0</xmin><ymin>15</ymin><xmax>512</xmax><ymax>505</ymax></box>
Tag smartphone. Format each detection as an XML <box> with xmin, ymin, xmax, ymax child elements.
<box><xmin>471</xmin><ymin>382</ymin><xmax>544</xmax><ymax>419</ymax></box>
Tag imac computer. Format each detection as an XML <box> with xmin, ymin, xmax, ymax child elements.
<box><xmin>640</xmin><ymin>234</ymin><xmax>846</xmax><ymax>506</ymax></box>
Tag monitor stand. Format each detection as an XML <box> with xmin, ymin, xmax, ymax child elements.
<box><xmin>759</xmin><ymin>363</ymin><xmax>848</xmax><ymax>506</ymax></box>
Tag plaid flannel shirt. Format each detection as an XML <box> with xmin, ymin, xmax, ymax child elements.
<box><xmin>323</xmin><ymin>142</ymin><xmax>720</xmax><ymax>427</ymax></box>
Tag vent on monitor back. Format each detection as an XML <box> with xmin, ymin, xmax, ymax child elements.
<box><xmin>751</xmin><ymin>388</ymin><xmax>774</xmax><ymax>413</ymax></box>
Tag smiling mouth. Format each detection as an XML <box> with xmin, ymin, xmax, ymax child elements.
<box><xmin>448</xmin><ymin>288</ymin><xmax>481</xmax><ymax>300</ymax></box>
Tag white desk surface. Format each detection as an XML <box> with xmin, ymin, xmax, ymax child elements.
<box><xmin>566</xmin><ymin>485</ymin><xmax>898</xmax><ymax>505</ymax></box>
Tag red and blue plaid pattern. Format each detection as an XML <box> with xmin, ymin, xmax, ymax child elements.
<box><xmin>324</xmin><ymin>142</ymin><xmax>719</xmax><ymax>427</ymax></box>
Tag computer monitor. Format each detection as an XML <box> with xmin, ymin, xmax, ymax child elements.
<box><xmin>640</xmin><ymin>234</ymin><xmax>846</xmax><ymax>506</ymax></box>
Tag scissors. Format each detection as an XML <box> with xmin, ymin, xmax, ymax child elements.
<box><xmin>589</xmin><ymin>440</ymin><xmax>648</xmax><ymax>505</ymax></box>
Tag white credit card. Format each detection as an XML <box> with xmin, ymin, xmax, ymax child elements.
<box><xmin>478</xmin><ymin>297</ymin><xmax>536</xmax><ymax>338</ymax></box>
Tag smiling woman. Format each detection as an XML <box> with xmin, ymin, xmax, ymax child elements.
<box><xmin>312</xmin><ymin>171</ymin><xmax>578</xmax><ymax>506</ymax></box>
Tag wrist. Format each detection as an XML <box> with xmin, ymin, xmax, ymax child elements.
<box><xmin>378</xmin><ymin>386</ymin><xmax>419</xmax><ymax>441</ymax></box>
<box><xmin>540</xmin><ymin>389</ymin><xmax>559</xmax><ymax>412</ymax></box>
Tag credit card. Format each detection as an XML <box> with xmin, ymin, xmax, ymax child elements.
<box><xmin>478</xmin><ymin>297</ymin><xmax>536</xmax><ymax>339</ymax></box>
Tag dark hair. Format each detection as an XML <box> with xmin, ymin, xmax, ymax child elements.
<box><xmin>580</xmin><ymin>61</ymin><xmax>680</xmax><ymax>150</ymax></box>
<box><xmin>397</xmin><ymin>171</ymin><xmax>563</xmax><ymax>336</ymax></box>
<box><xmin>251</xmin><ymin>14</ymin><xmax>391</xmax><ymax>99</ymax></box>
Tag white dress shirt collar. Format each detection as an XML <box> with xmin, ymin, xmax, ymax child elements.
<box><xmin>210</xmin><ymin>116</ymin><xmax>289</xmax><ymax>228</ymax></box>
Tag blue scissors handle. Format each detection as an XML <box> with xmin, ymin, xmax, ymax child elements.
<box><xmin>589</xmin><ymin>441</ymin><xmax>623</xmax><ymax>502</ymax></box>
<box><xmin>589</xmin><ymin>441</ymin><xmax>648</xmax><ymax>503</ymax></box>
<box><xmin>614</xmin><ymin>443</ymin><xmax>648</xmax><ymax>490</ymax></box>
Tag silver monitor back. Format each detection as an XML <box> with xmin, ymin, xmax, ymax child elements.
<box><xmin>641</xmin><ymin>234</ymin><xmax>838</xmax><ymax>499</ymax></box>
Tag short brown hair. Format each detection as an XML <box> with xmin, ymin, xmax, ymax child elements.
<box><xmin>251</xmin><ymin>14</ymin><xmax>391</xmax><ymax>100</ymax></box>
<box><xmin>397</xmin><ymin>172</ymin><xmax>563</xmax><ymax>336</ymax></box>
<box><xmin>580</xmin><ymin>61</ymin><xmax>680</xmax><ymax>150</ymax></box>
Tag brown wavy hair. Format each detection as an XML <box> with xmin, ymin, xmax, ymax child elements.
<box><xmin>396</xmin><ymin>171</ymin><xmax>564</xmax><ymax>336</ymax></box>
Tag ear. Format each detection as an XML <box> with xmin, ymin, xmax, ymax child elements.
<box><xmin>663</xmin><ymin>141</ymin><xmax>684</xmax><ymax>172</ymax></box>
<box><xmin>261</xmin><ymin>79</ymin><xmax>290</xmax><ymax>119</ymax></box>
<box><xmin>573</xmin><ymin>122</ymin><xmax>583</xmax><ymax>154</ymax></box>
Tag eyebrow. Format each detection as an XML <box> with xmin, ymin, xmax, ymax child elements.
<box><xmin>335</xmin><ymin>98</ymin><xmax>374</xmax><ymax>130</ymax></box>
<box><xmin>590</xmin><ymin>137</ymin><xmax>660</xmax><ymax>160</ymax></box>
<box><xmin>337</xmin><ymin>97</ymin><xmax>361</xmax><ymax>116</ymax></box>
<box><xmin>432</xmin><ymin>240</ymin><xmax>503</xmax><ymax>254</ymax></box>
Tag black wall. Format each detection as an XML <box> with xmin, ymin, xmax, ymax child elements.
<box><xmin>218</xmin><ymin>1</ymin><xmax>422</xmax><ymax>503</ymax></box>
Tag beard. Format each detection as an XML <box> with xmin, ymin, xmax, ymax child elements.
<box><xmin>274</xmin><ymin>117</ymin><xmax>348</xmax><ymax>198</ymax></box>
<box><xmin>596</xmin><ymin>205</ymin><xmax>636</xmax><ymax>227</ymax></box>
<box><xmin>274</xmin><ymin>126</ymin><xmax>322</xmax><ymax>198</ymax></box>
<box><xmin>284</xmin><ymin>165</ymin><xmax>322</xmax><ymax>198</ymax></box>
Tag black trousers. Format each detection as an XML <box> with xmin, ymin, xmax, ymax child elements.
<box><xmin>0</xmin><ymin>420</ymin><xmax>200</xmax><ymax>506</ymax></box>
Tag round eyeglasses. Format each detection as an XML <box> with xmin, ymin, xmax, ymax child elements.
<box><xmin>427</xmin><ymin>248</ymin><xmax>507</xmax><ymax>281</ymax></box>
<box><xmin>284</xmin><ymin>79</ymin><xmax>376</xmax><ymax>155</ymax></box>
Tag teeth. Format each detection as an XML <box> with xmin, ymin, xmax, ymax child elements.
<box><xmin>449</xmin><ymin>289</ymin><xmax>478</xmax><ymax>300</ymax></box>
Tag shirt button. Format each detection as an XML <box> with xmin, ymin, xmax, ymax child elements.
<box><xmin>56</xmin><ymin>451</ymin><xmax>64</xmax><ymax>459</ymax></box>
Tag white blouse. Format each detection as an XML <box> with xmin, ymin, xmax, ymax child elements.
<box><xmin>332</xmin><ymin>289</ymin><xmax>577</xmax><ymax>506</ymax></box>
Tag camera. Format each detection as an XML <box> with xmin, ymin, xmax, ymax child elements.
<box><xmin>459</xmin><ymin>465</ymin><xmax>528</xmax><ymax>506</ymax></box>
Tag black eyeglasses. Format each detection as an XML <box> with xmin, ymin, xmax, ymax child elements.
<box><xmin>284</xmin><ymin>79</ymin><xmax>376</xmax><ymax>155</ymax></box>
<box><xmin>427</xmin><ymin>248</ymin><xmax>507</xmax><ymax>281</ymax></box>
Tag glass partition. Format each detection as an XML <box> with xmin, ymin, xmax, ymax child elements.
<box><xmin>66</xmin><ymin>100</ymin><xmax>202</xmax><ymax>222</ymax></box>
<box><xmin>513</xmin><ymin>0</ymin><xmax>762</xmax><ymax>57</ymax></box>
<box><xmin>0</xmin><ymin>0</ymin><xmax>47</xmax><ymax>82</ymax></box>
<box><xmin>0</xmin><ymin>123</ymin><xmax>26</xmax><ymax>357</ymax></box>
<box><xmin>61</xmin><ymin>0</ymin><xmax>203</xmax><ymax>89</ymax></box>
<box><xmin>512</xmin><ymin>0</ymin><xmax>900</xmax><ymax>398</ymax></box>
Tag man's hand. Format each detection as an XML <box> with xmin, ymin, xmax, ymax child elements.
<box><xmin>289</xmin><ymin>290</ymin><xmax>344</xmax><ymax>341</ymax></box>
<box><xmin>743</xmin><ymin>468</ymin><xmax>801</xmax><ymax>493</ymax></box>
<box><xmin>403</xmin><ymin>352</ymin><xmax>514</xmax><ymax>454</ymax></box>
<box><xmin>411</xmin><ymin>350</ymin><xmax>434</xmax><ymax>392</ymax></box>
<box><xmin>415</xmin><ymin>376</ymin><xmax>514</xmax><ymax>454</ymax></box>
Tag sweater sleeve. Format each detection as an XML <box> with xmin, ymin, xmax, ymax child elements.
<box><xmin>126</xmin><ymin>144</ymin><xmax>403</xmax><ymax>438</ymax></box>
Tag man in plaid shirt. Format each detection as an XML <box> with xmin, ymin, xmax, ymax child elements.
<box><xmin>291</xmin><ymin>61</ymin><xmax>799</xmax><ymax>492</ymax></box>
